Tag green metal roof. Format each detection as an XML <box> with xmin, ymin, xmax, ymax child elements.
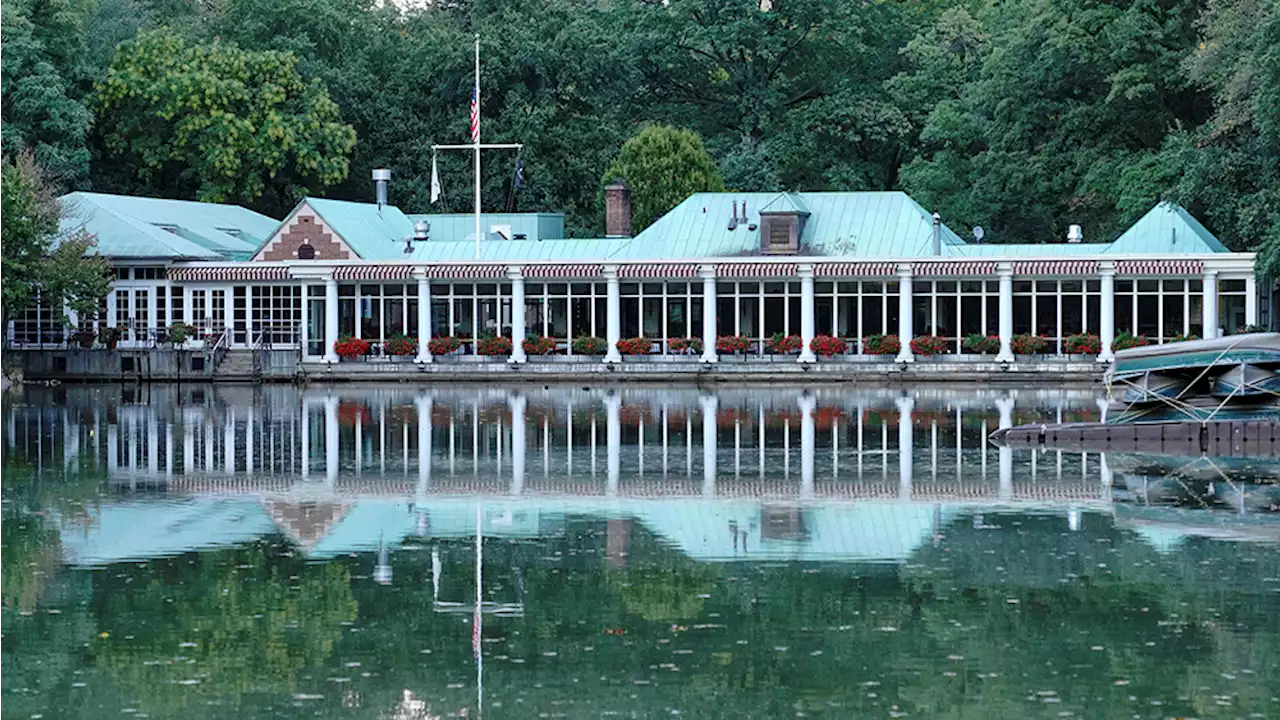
<box><xmin>405</xmin><ymin>212</ymin><xmax>565</xmax><ymax>243</ymax></box>
<box><xmin>1106</xmin><ymin>203</ymin><xmax>1229</xmax><ymax>254</ymax></box>
<box><xmin>302</xmin><ymin>198</ymin><xmax>416</xmax><ymax>260</ymax></box>
<box><xmin>58</xmin><ymin>192</ymin><xmax>275</xmax><ymax>261</ymax></box>
<box><xmin>758</xmin><ymin>191</ymin><xmax>810</xmax><ymax>215</ymax></box>
<box><xmin>616</xmin><ymin>192</ymin><xmax>967</xmax><ymax>260</ymax></box>
<box><xmin>947</xmin><ymin>243</ymin><xmax>1113</xmax><ymax>257</ymax></box>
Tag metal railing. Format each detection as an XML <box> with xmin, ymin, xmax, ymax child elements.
<box><xmin>209</xmin><ymin>328</ymin><xmax>230</xmax><ymax>370</ymax></box>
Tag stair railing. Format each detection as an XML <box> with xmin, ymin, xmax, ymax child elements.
<box><xmin>210</xmin><ymin>327</ymin><xmax>230</xmax><ymax>371</ymax></box>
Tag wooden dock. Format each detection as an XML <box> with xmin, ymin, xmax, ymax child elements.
<box><xmin>991</xmin><ymin>420</ymin><xmax>1280</xmax><ymax>458</ymax></box>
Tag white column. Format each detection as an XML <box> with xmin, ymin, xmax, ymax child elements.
<box><xmin>106</xmin><ymin>289</ymin><xmax>119</xmax><ymax>329</ymax></box>
<box><xmin>603</xmin><ymin>265</ymin><xmax>622</xmax><ymax>364</ymax></box>
<box><xmin>798</xmin><ymin>264</ymin><xmax>816</xmax><ymax>363</ymax></box>
<box><xmin>323</xmin><ymin>277</ymin><xmax>339</xmax><ymax>363</ymax></box>
<box><xmin>996</xmin><ymin>263</ymin><xmax>1015</xmax><ymax>362</ymax></box>
<box><xmin>224</xmin><ymin>408</ymin><xmax>235</xmax><ymax>475</ymax></box>
<box><xmin>700</xmin><ymin>394</ymin><xmax>717</xmax><ymax>497</ymax></box>
<box><xmin>416</xmin><ymin>273</ymin><xmax>433</xmax><ymax>363</ymax></box>
<box><xmin>324</xmin><ymin>395</ymin><xmax>339</xmax><ymax>486</ymax></box>
<box><xmin>896</xmin><ymin>395</ymin><xmax>914</xmax><ymax>499</ymax></box>
<box><xmin>799</xmin><ymin>393</ymin><xmax>815</xmax><ymax>499</ymax></box>
<box><xmin>700</xmin><ymin>265</ymin><xmax>719</xmax><ymax>363</ymax></box>
<box><xmin>996</xmin><ymin>395</ymin><xmax>1015</xmax><ymax>501</ymax></box>
<box><xmin>509</xmin><ymin>393</ymin><xmax>526</xmax><ymax>495</ymax></box>
<box><xmin>1098</xmin><ymin>263</ymin><xmax>1116</xmax><ymax>363</ymax></box>
<box><xmin>1202</xmin><ymin>269</ymin><xmax>1219</xmax><ymax>340</ymax></box>
<box><xmin>605</xmin><ymin>392</ymin><xmax>621</xmax><ymax>495</ymax></box>
<box><xmin>416</xmin><ymin>395</ymin><xmax>432</xmax><ymax>495</ymax></box>
<box><xmin>896</xmin><ymin>264</ymin><xmax>914</xmax><ymax>362</ymax></box>
<box><xmin>1245</xmin><ymin>272</ymin><xmax>1258</xmax><ymax>328</ymax></box>
<box><xmin>300</xmin><ymin>398</ymin><xmax>311</xmax><ymax>479</ymax></box>
<box><xmin>508</xmin><ymin>267</ymin><xmax>527</xmax><ymax>364</ymax></box>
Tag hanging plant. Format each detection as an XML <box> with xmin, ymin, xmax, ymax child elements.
<box><xmin>616</xmin><ymin>336</ymin><xmax>653</xmax><ymax>355</ymax></box>
<box><xmin>863</xmin><ymin>334</ymin><xmax>900</xmax><ymax>356</ymax></box>
<box><xmin>385</xmin><ymin>334</ymin><xmax>417</xmax><ymax>356</ymax></box>
<box><xmin>766</xmin><ymin>333</ymin><xmax>802</xmax><ymax>354</ymax></box>
<box><xmin>334</xmin><ymin>336</ymin><xmax>371</xmax><ymax>358</ymax></box>
<box><xmin>910</xmin><ymin>335</ymin><xmax>950</xmax><ymax>356</ymax></box>
<box><xmin>809</xmin><ymin>335</ymin><xmax>847</xmax><ymax>356</ymax></box>
<box><xmin>1063</xmin><ymin>333</ymin><xmax>1101</xmax><ymax>354</ymax></box>
<box><xmin>962</xmin><ymin>333</ymin><xmax>1000</xmax><ymax>354</ymax></box>
<box><xmin>522</xmin><ymin>335</ymin><xmax>558</xmax><ymax>355</ymax></box>
<box><xmin>572</xmin><ymin>336</ymin><xmax>607</xmax><ymax>355</ymax></box>
<box><xmin>476</xmin><ymin>335</ymin><xmax>513</xmax><ymax>356</ymax></box>
<box><xmin>715</xmin><ymin>335</ymin><xmax>751</xmax><ymax>354</ymax></box>
<box><xmin>667</xmin><ymin>337</ymin><xmax>703</xmax><ymax>355</ymax></box>
<box><xmin>1011</xmin><ymin>333</ymin><xmax>1048</xmax><ymax>355</ymax></box>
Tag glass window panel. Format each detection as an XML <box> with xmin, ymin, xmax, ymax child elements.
<box><xmin>477</xmin><ymin>283</ymin><xmax>498</xmax><ymax>295</ymax></box>
<box><xmin>1162</xmin><ymin>280</ymin><xmax>1183</xmax><ymax>292</ymax></box>
<box><xmin>786</xmin><ymin>297</ymin><xmax>800</xmax><ymax>335</ymax></box>
<box><xmin>1220</xmin><ymin>279</ymin><xmax>1246</xmax><ymax>293</ymax></box>
<box><xmin>642</xmin><ymin>297</ymin><xmax>662</xmax><ymax>336</ymax></box>
<box><xmin>1136</xmin><ymin>295</ymin><xmax>1158</xmax><ymax>337</ymax></box>
<box><xmin>339</xmin><ymin>284</ymin><xmax>356</xmax><ymax>297</ymax></box>
<box><xmin>862</xmin><ymin>296</ymin><xmax>883</xmax><ymax>336</ymax></box>
<box><xmin>838</xmin><ymin>282</ymin><xmax>859</xmax><ymax>293</ymax></box>
<box><xmin>593</xmin><ymin>298</ymin><xmax>606</xmax><ymax>335</ymax></box>
<box><xmin>717</xmin><ymin>282</ymin><xmax>735</xmax><ymax>295</ymax></box>
<box><xmin>960</xmin><ymin>296</ymin><xmax>983</xmax><ymax>335</ymax></box>
<box><xmin>1188</xmin><ymin>295</ymin><xmax>1203</xmax><ymax>336</ymax></box>
<box><xmin>667</xmin><ymin>282</ymin><xmax>687</xmax><ymax>294</ymax></box>
<box><xmin>1061</xmin><ymin>280</ymin><xmax>1083</xmax><ymax>292</ymax></box>
<box><xmin>1116</xmin><ymin>295</ymin><xmax>1133</xmax><ymax>334</ymax></box>
<box><xmin>1117</xmin><ymin>280</ymin><xmax>1133</xmax><ymax>292</ymax></box>
<box><xmin>667</xmin><ymin>298</ymin><xmax>688</xmax><ymax>337</ymax></box>
<box><xmin>914</xmin><ymin>280</ymin><xmax>932</xmax><ymax>293</ymax></box>
<box><xmin>936</xmin><ymin>295</ymin><xmax>957</xmax><ymax>338</ymax></box>
<box><xmin>1188</xmin><ymin>279</ymin><xmax>1202</xmax><ymax>292</ymax></box>
<box><xmin>763</xmin><ymin>297</ymin><xmax>785</xmax><ymax>336</ymax></box>
<box><xmin>837</xmin><ymin>296</ymin><xmax>856</xmax><ymax>336</ymax></box>
<box><xmin>739</xmin><ymin>282</ymin><xmax>759</xmax><ymax>293</ymax></box>
<box><xmin>1013</xmin><ymin>296</ymin><xmax>1032</xmax><ymax>334</ymax></box>
<box><xmin>454</xmin><ymin>284</ymin><xmax>474</xmax><ymax>296</ymax></box>
<box><xmin>642</xmin><ymin>283</ymin><xmax>662</xmax><ymax>295</ymax></box>
<box><xmin>936</xmin><ymin>281</ymin><xmax>957</xmax><ymax>293</ymax></box>
<box><xmin>1036</xmin><ymin>281</ymin><xmax>1056</xmax><ymax>292</ymax></box>
<box><xmin>816</xmin><ymin>281</ymin><xmax>834</xmax><ymax>294</ymax></box>
<box><xmin>985</xmin><ymin>281</ymin><xmax>998</xmax><ymax>293</ymax></box>
<box><xmin>1014</xmin><ymin>281</ymin><xmax>1033</xmax><ymax>293</ymax></box>
<box><xmin>788</xmin><ymin>282</ymin><xmax>800</xmax><ymax>294</ymax></box>
<box><xmin>548</xmin><ymin>298</ymin><xmax>569</xmax><ymax>338</ymax></box>
<box><xmin>621</xmin><ymin>283</ymin><xmax>640</xmax><ymax>296</ymax></box>
<box><xmin>361</xmin><ymin>296</ymin><xmax>382</xmax><ymax>340</ymax></box>
<box><xmin>1061</xmin><ymin>294</ymin><xmax>1083</xmax><ymax>335</ymax></box>
<box><xmin>960</xmin><ymin>281</ymin><xmax>981</xmax><ymax>293</ymax></box>
<box><xmin>985</xmin><ymin>296</ymin><xmax>999</xmax><ymax>335</ymax></box>
<box><xmin>1137</xmin><ymin>280</ymin><xmax>1159</xmax><ymax>293</ymax></box>
<box><xmin>1162</xmin><ymin>294</ymin><xmax>1184</xmax><ymax>340</ymax></box>
<box><xmin>526</xmin><ymin>298</ymin><xmax>546</xmax><ymax>335</ymax></box>
<box><xmin>570</xmin><ymin>283</ymin><xmax>590</xmax><ymax>294</ymax></box>
<box><xmin>384</xmin><ymin>284</ymin><xmax>404</xmax><ymax>296</ymax></box>
<box><xmin>1086</xmin><ymin>295</ymin><xmax>1100</xmax><ymax>335</ymax></box>
<box><xmin>548</xmin><ymin>283</ymin><xmax>569</xmax><ymax>295</ymax></box>
<box><xmin>453</xmin><ymin>299</ymin><xmax>474</xmax><ymax>338</ymax></box>
<box><xmin>863</xmin><ymin>282</ymin><xmax>882</xmax><ymax>293</ymax></box>
<box><xmin>725</xmin><ymin>297</ymin><xmax>745</xmax><ymax>335</ymax></box>
<box><xmin>816</xmin><ymin>296</ymin><xmax>834</xmax><ymax>335</ymax></box>
<box><xmin>571</xmin><ymin>298</ymin><xmax>592</xmax><ymax>337</ymax></box>
<box><xmin>764</xmin><ymin>282</ymin><xmax>785</xmax><ymax>294</ymax></box>
<box><xmin>621</xmin><ymin>297</ymin><xmax>640</xmax><ymax>337</ymax></box>
<box><xmin>913</xmin><ymin>296</ymin><xmax>931</xmax><ymax>335</ymax></box>
<box><xmin>385</xmin><ymin>298</ymin><xmax>405</xmax><ymax>337</ymax></box>
<box><xmin>339</xmin><ymin>298</ymin><xmax>356</xmax><ymax>337</ymax></box>
<box><xmin>1086</xmin><ymin>280</ymin><xmax>1099</xmax><ymax>292</ymax></box>
<box><xmin>1036</xmin><ymin>294</ymin><xmax>1058</xmax><ymax>338</ymax></box>
<box><xmin>478</xmin><ymin>298</ymin><xmax>499</xmax><ymax>336</ymax></box>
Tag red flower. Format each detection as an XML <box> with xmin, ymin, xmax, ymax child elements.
<box><xmin>522</xmin><ymin>336</ymin><xmax>558</xmax><ymax>355</ymax></box>
<box><xmin>715</xmin><ymin>335</ymin><xmax>751</xmax><ymax>354</ymax></box>
<box><xmin>428</xmin><ymin>336</ymin><xmax>462</xmax><ymax>355</ymax></box>
<box><xmin>809</xmin><ymin>335</ymin><xmax>848</xmax><ymax>356</ymax></box>
<box><xmin>334</xmin><ymin>336</ymin><xmax>370</xmax><ymax>358</ymax></box>
<box><xmin>616</xmin><ymin>337</ymin><xmax>653</xmax><ymax>355</ymax></box>
<box><xmin>909</xmin><ymin>335</ymin><xmax>950</xmax><ymax>356</ymax></box>
<box><xmin>766</xmin><ymin>333</ymin><xmax>802</xmax><ymax>354</ymax></box>
<box><xmin>667</xmin><ymin>337</ymin><xmax>703</xmax><ymax>354</ymax></box>
<box><xmin>476</xmin><ymin>336</ymin><xmax>512</xmax><ymax>356</ymax></box>
<box><xmin>863</xmin><ymin>334</ymin><xmax>901</xmax><ymax>355</ymax></box>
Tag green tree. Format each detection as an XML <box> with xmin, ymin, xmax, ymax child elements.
<box><xmin>0</xmin><ymin>152</ymin><xmax>110</xmax><ymax>320</ymax></box>
<box><xmin>603</xmin><ymin>125</ymin><xmax>725</xmax><ymax>233</ymax></box>
<box><xmin>91</xmin><ymin>29</ymin><xmax>357</xmax><ymax>216</ymax></box>
<box><xmin>0</xmin><ymin>0</ymin><xmax>96</xmax><ymax>189</ymax></box>
<box><xmin>1169</xmin><ymin>0</ymin><xmax>1280</xmax><ymax>271</ymax></box>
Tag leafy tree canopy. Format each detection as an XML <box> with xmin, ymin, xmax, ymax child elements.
<box><xmin>90</xmin><ymin>29</ymin><xmax>357</xmax><ymax>216</ymax></box>
<box><xmin>603</xmin><ymin>125</ymin><xmax>725</xmax><ymax>233</ymax></box>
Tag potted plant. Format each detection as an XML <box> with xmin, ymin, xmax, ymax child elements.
<box><xmin>863</xmin><ymin>333</ymin><xmax>900</xmax><ymax>356</ymax></box>
<box><xmin>1011</xmin><ymin>333</ymin><xmax>1048</xmax><ymax>355</ymax></box>
<box><xmin>334</xmin><ymin>335</ymin><xmax>371</xmax><ymax>360</ymax></box>
<box><xmin>1112</xmin><ymin>332</ymin><xmax>1150</xmax><ymax>352</ymax></box>
<box><xmin>910</xmin><ymin>335</ymin><xmax>950</xmax><ymax>356</ymax></box>
<box><xmin>765</xmin><ymin>333</ymin><xmax>802</xmax><ymax>355</ymax></box>
<box><xmin>73</xmin><ymin>329</ymin><xmax>96</xmax><ymax>349</ymax></box>
<box><xmin>1237</xmin><ymin>324</ymin><xmax>1268</xmax><ymax>334</ymax></box>
<box><xmin>168</xmin><ymin>322</ymin><xmax>193</xmax><ymax>346</ymax></box>
<box><xmin>99</xmin><ymin>326</ymin><xmax>122</xmax><ymax>350</ymax></box>
<box><xmin>667</xmin><ymin>337</ymin><xmax>703</xmax><ymax>355</ymax></box>
<box><xmin>1168</xmin><ymin>333</ymin><xmax>1200</xmax><ymax>343</ymax></box>
<box><xmin>385</xmin><ymin>334</ymin><xmax>416</xmax><ymax>360</ymax></box>
<box><xmin>572</xmin><ymin>336</ymin><xmax>607</xmax><ymax>356</ymax></box>
<box><xmin>476</xmin><ymin>335</ymin><xmax>512</xmax><ymax>357</ymax></box>
<box><xmin>522</xmin><ymin>335</ymin><xmax>558</xmax><ymax>356</ymax></box>
<box><xmin>429</xmin><ymin>336</ymin><xmax>463</xmax><ymax>356</ymax></box>
<box><xmin>810</xmin><ymin>335</ymin><xmax>848</xmax><ymax>358</ymax></box>
<box><xmin>1063</xmin><ymin>333</ymin><xmax>1101</xmax><ymax>355</ymax></box>
<box><xmin>715</xmin><ymin>335</ymin><xmax>751</xmax><ymax>356</ymax></box>
<box><xmin>962</xmin><ymin>333</ymin><xmax>1000</xmax><ymax>355</ymax></box>
<box><xmin>616</xmin><ymin>336</ymin><xmax>652</xmax><ymax>355</ymax></box>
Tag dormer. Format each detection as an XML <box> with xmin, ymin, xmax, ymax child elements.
<box><xmin>757</xmin><ymin>192</ymin><xmax>809</xmax><ymax>255</ymax></box>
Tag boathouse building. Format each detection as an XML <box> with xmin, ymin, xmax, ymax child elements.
<box><xmin>8</xmin><ymin>177</ymin><xmax>1267</xmax><ymax>368</ymax></box>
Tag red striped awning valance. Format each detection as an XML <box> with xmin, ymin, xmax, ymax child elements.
<box><xmin>424</xmin><ymin>265</ymin><xmax>506</xmax><ymax>279</ymax></box>
<box><xmin>716</xmin><ymin>263</ymin><xmax>797</xmax><ymax>278</ymax></box>
<box><xmin>1114</xmin><ymin>259</ymin><xmax>1204</xmax><ymax>276</ymax></box>
<box><xmin>914</xmin><ymin>261</ymin><xmax>999</xmax><ymax>276</ymax></box>
<box><xmin>524</xmin><ymin>264</ymin><xmax>602</xmax><ymax>279</ymax></box>
<box><xmin>617</xmin><ymin>263</ymin><xmax>699</xmax><ymax>279</ymax></box>
<box><xmin>332</xmin><ymin>265</ymin><xmax>415</xmax><ymax>281</ymax></box>
<box><xmin>1013</xmin><ymin>260</ymin><xmax>1099</xmax><ymax>276</ymax></box>
<box><xmin>169</xmin><ymin>266</ymin><xmax>290</xmax><ymax>282</ymax></box>
<box><xmin>814</xmin><ymin>262</ymin><xmax>898</xmax><ymax>277</ymax></box>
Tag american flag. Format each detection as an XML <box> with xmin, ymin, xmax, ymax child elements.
<box><xmin>469</xmin><ymin>80</ymin><xmax>479</xmax><ymax>142</ymax></box>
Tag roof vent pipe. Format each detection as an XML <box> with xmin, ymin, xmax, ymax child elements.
<box><xmin>932</xmin><ymin>212</ymin><xmax>942</xmax><ymax>256</ymax></box>
<box><xmin>741</xmin><ymin>200</ymin><xmax>748</xmax><ymax>223</ymax></box>
<box><xmin>372</xmin><ymin>168</ymin><xmax>392</xmax><ymax>212</ymax></box>
<box><xmin>1067</xmin><ymin>224</ymin><xmax>1083</xmax><ymax>243</ymax></box>
<box><xmin>729</xmin><ymin>201</ymin><xmax>739</xmax><ymax>230</ymax></box>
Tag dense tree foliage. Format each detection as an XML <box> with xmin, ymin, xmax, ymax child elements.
<box><xmin>0</xmin><ymin>152</ymin><xmax>110</xmax><ymax>320</ymax></box>
<box><xmin>603</xmin><ymin>125</ymin><xmax>725</xmax><ymax>232</ymax></box>
<box><xmin>0</xmin><ymin>0</ymin><xmax>1275</xmax><ymax>264</ymax></box>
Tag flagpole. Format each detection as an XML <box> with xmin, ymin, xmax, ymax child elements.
<box><xmin>473</xmin><ymin>34</ymin><xmax>482</xmax><ymax>261</ymax></box>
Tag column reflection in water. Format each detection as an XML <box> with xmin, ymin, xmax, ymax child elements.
<box><xmin>995</xmin><ymin>394</ymin><xmax>1015</xmax><ymax>500</ymax></box>
<box><xmin>896</xmin><ymin>395</ymin><xmax>914</xmax><ymax>499</ymax></box>
<box><xmin>605</xmin><ymin>392</ymin><xmax>620</xmax><ymax>496</ymax></box>
<box><xmin>325</xmin><ymin>395</ymin><xmax>339</xmax><ymax>486</ymax></box>
<box><xmin>509</xmin><ymin>393</ymin><xmax>526</xmax><ymax>496</ymax></box>
<box><xmin>416</xmin><ymin>394</ymin><xmax>432</xmax><ymax>498</ymax></box>
<box><xmin>799</xmin><ymin>393</ymin><xmax>815</xmax><ymax>500</ymax></box>
<box><xmin>700</xmin><ymin>394</ymin><xmax>717</xmax><ymax>497</ymax></box>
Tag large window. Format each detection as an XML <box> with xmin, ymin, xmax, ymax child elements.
<box><xmin>716</xmin><ymin>281</ymin><xmax>803</xmax><ymax>353</ymax></box>
<box><xmin>619</xmin><ymin>282</ymin><xmax>702</xmax><ymax>350</ymax></box>
<box><xmin>251</xmin><ymin>286</ymin><xmax>304</xmax><ymax>345</ymax></box>
<box><xmin>1114</xmin><ymin>278</ymin><xmax>1201</xmax><ymax>343</ymax></box>
<box><xmin>526</xmin><ymin>282</ymin><xmax>608</xmax><ymax>350</ymax></box>
<box><xmin>428</xmin><ymin>282</ymin><xmax>511</xmax><ymax>351</ymax></box>
<box><xmin>335</xmin><ymin>283</ymin><xmax>421</xmax><ymax>350</ymax></box>
<box><xmin>813</xmin><ymin>280</ymin><xmax>901</xmax><ymax>353</ymax></box>
<box><xmin>9</xmin><ymin>294</ymin><xmax>63</xmax><ymax>346</ymax></box>
<box><xmin>1219</xmin><ymin>279</ymin><xmax>1247</xmax><ymax>334</ymax></box>
<box><xmin>1012</xmin><ymin>279</ymin><xmax>1102</xmax><ymax>352</ymax></box>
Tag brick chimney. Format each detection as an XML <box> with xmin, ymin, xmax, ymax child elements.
<box><xmin>605</xmin><ymin>179</ymin><xmax>632</xmax><ymax>237</ymax></box>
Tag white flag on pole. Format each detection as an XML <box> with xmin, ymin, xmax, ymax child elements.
<box><xmin>431</xmin><ymin>152</ymin><xmax>442</xmax><ymax>204</ymax></box>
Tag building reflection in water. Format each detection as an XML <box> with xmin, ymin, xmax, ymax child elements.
<box><xmin>5</xmin><ymin>384</ymin><xmax>1131</xmax><ymax>569</ymax></box>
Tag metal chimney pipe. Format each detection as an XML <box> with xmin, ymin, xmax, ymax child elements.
<box><xmin>932</xmin><ymin>212</ymin><xmax>942</xmax><ymax>256</ymax></box>
<box><xmin>741</xmin><ymin>201</ymin><xmax>748</xmax><ymax>223</ymax></box>
<box><xmin>372</xmin><ymin>168</ymin><xmax>391</xmax><ymax>211</ymax></box>
<box><xmin>1067</xmin><ymin>224</ymin><xmax>1083</xmax><ymax>243</ymax></box>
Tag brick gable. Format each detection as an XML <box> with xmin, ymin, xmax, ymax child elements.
<box><xmin>255</xmin><ymin>207</ymin><xmax>355</xmax><ymax>261</ymax></box>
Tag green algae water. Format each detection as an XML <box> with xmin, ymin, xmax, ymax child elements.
<box><xmin>3</xmin><ymin>384</ymin><xmax>1278</xmax><ymax>719</ymax></box>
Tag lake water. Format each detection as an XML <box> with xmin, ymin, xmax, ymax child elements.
<box><xmin>2</xmin><ymin>384</ymin><xmax>1277</xmax><ymax>719</ymax></box>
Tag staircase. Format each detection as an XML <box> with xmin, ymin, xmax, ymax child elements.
<box><xmin>213</xmin><ymin>349</ymin><xmax>258</xmax><ymax>380</ymax></box>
